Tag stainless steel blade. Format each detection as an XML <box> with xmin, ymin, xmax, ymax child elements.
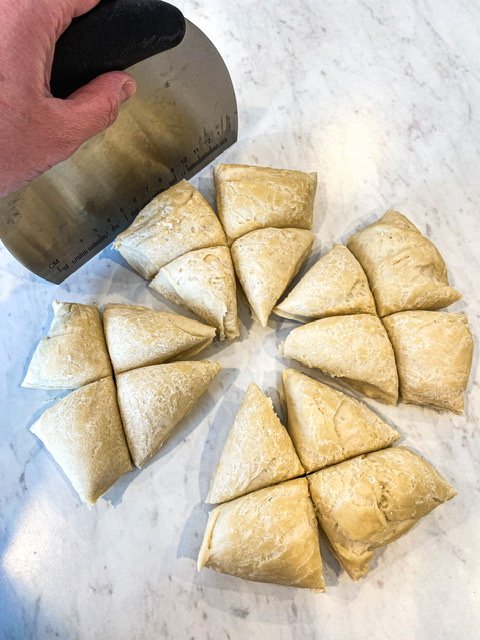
<box><xmin>0</xmin><ymin>20</ymin><xmax>237</xmax><ymax>284</ymax></box>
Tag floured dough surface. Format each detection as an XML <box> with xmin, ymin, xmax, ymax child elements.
<box><xmin>383</xmin><ymin>311</ymin><xmax>473</xmax><ymax>413</ymax></box>
<box><xmin>279</xmin><ymin>314</ymin><xmax>399</xmax><ymax>404</ymax></box>
<box><xmin>113</xmin><ymin>180</ymin><xmax>227</xmax><ymax>279</ymax></box>
<box><xmin>347</xmin><ymin>210</ymin><xmax>462</xmax><ymax>316</ymax></box>
<box><xmin>30</xmin><ymin>377</ymin><xmax>132</xmax><ymax>504</ymax></box>
<box><xmin>116</xmin><ymin>361</ymin><xmax>222</xmax><ymax>468</ymax></box>
<box><xmin>231</xmin><ymin>227</ymin><xmax>314</xmax><ymax>326</ymax></box>
<box><xmin>22</xmin><ymin>301</ymin><xmax>112</xmax><ymax>390</ymax></box>
<box><xmin>308</xmin><ymin>447</ymin><xmax>457</xmax><ymax>580</ymax></box>
<box><xmin>150</xmin><ymin>246</ymin><xmax>239</xmax><ymax>341</ymax></box>
<box><xmin>206</xmin><ymin>383</ymin><xmax>304</xmax><ymax>504</ymax></box>
<box><xmin>214</xmin><ymin>164</ymin><xmax>317</xmax><ymax>243</ymax></box>
<box><xmin>274</xmin><ymin>244</ymin><xmax>376</xmax><ymax>322</ymax></box>
<box><xmin>198</xmin><ymin>478</ymin><xmax>325</xmax><ymax>590</ymax></box>
<box><xmin>281</xmin><ymin>369</ymin><xmax>400</xmax><ymax>473</ymax></box>
<box><xmin>103</xmin><ymin>303</ymin><xmax>216</xmax><ymax>374</ymax></box>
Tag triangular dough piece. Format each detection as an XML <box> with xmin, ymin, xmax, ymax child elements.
<box><xmin>116</xmin><ymin>361</ymin><xmax>222</xmax><ymax>467</ymax></box>
<box><xmin>308</xmin><ymin>447</ymin><xmax>457</xmax><ymax>580</ymax></box>
<box><xmin>206</xmin><ymin>383</ymin><xmax>304</xmax><ymax>504</ymax></box>
<box><xmin>383</xmin><ymin>311</ymin><xmax>473</xmax><ymax>414</ymax></box>
<box><xmin>22</xmin><ymin>301</ymin><xmax>112</xmax><ymax>390</ymax></box>
<box><xmin>30</xmin><ymin>377</ymin><xmax>132</xmax><ymax>504</ymax></box>
<box><xmin>281</xmin><ymin>369</ymin><xmax>400</xmax><ymax>473</ymax></box>
<box><xmin>231</xmin><ymin>227</ymin><xmax>314</xmax><ymax>327</ymax></box>
<box><xmin>214</xmin><ymin>164</ymin><xmax>317</xmax><ymax>244</ymax></box>
<box><xmin>274</xmin><ymin>244</ymin><xmax>376</xmax><ymax>322</ymax></box>
<box><xmin>103</xmin><ymin>303</ymin><xmax>216</xmax><ymax>374</ymax></box>
<box><xmin>113</xmin><ymin>180</ymin><xmax>227</xmax><ymax>279</ymax></box>
<box><xmin>149</xmin><ymin>246</ymin><xmax>239</xmax><ymax>341</ymax></box>
<box><xmin>279</xmin><ymin>314</ymin><xmax>398</xmax><ymax>404</ymax></box>
<box><xmin>198</xmin><ymin>478</ymin><xmax>325</xmax><ymax>591</ymax></box>
<box><xmin>347</xmin><ymin>210</ymin><xmax>462</xmax><ymax>317</ymax></box>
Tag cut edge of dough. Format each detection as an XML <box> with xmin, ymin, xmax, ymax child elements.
<box><xmin>197</xmin><ymin>507</ymin><xmax>222</xmax><ymax>571</ymax></box>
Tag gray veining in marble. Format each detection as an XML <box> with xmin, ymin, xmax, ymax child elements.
<box><xmin>1</xmin><ymin>1</ymin><xmax>479</xmax><ymax>639</ymax></box>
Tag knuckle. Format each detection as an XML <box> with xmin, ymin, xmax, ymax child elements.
<box><xmin>103</xmin><ymin>95</ymin><xmax>120</xmax><ymax>129</ymax></box>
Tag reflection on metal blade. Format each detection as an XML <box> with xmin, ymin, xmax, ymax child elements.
<box><xmin>0</xmin><ymin>21</ymin><xmax>237</xmax><ymax>284</ymax></box>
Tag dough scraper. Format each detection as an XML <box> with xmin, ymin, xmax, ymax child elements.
<box><xmin>0</xmin><ymin>0</ymin><xmax>238</xmax><ymax>284</ymax></box>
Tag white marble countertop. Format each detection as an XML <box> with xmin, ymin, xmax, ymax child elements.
<box><xmin>1</xmin><ymin>1</ymin><xmax>479</xmax><ymax>638</ymax></box>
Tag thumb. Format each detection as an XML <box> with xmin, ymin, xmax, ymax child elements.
<box><xmin>55</xmin><ymin>70</ymin><xmax>136</xmax><ymax>151</ymax></box>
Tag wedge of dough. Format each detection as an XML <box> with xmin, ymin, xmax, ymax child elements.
<box><xmin>113</xmin><ymin>180</ymin><xmax>227</xmax><ymax>279</ymax></box>
<box><xmin>383</xmin><ymin>311</ymin><xmax>473</xmax><ymax>414</ymax></box>
<box><xmin>198</xmin><ymin>478</ymin><xmax>325</xmax><ymax>591</ymax></box>
<box><xmin>346</xmin><ymin>210</ymin><xmax>462</xmax><ymax>317</ymax></box>
<box><xmin>116</xmin><ymin>361</ymin><xmax>221</xmax><ymax>468</ymax></box>
<box><xmin>281</xmin><ymin>369</ymin><xmax>400</xmax><ymax>473</ymax></box>
<box><xmin>231</xmin><ymin>227</ymin><xmax>315</xmax><ymax>327</ymax></box>
<box><xmin>274</xmin><ymin>244</ymin><xmax>376</xmax><ymax>322</ymax></box>
<box><xmin>103</xmin><ymin>303</ymin><xmax>216</xmax><ymax>374</ymax></box>
<box><xmin>22</xmin><ymin>301</ymin><xmax>112</xmax><ymax>390</ymax></box>
<box><xmin>150</xmin><ymin>246</ymin><xmax>239</xmax><ymax>341</ymax></box>
<box><xmin>214</xmin><ymin>164</ymin><xmax>317</xmax><ymax>244</ymax></box>
<box><xmin>206</xmin><ymin>383</ymin><xmax>304</xmax><ymax>504</ymax></box>
<box><xmin>279</xmin><ymin>314</ymin><xmax>399</xmax><ymax>404</ymax></box>
<box><xmin>308</xmin><ymin>447</ymin><xmax>457</xmax><ymax>580</ymax></box>
<box><xmin>30</xmin><ymin>377</ymin><xmax>132</xmax><ymax>504</ymax></box>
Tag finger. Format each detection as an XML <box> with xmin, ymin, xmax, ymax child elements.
<box><xmin>0</xmin><ymin>70</ymin><xmax>135</xmax><ymax>195</ymax></box>
<box><xmin>70</xmin><ymin>0</ymin><xmax>103</xmax><ymax>19</ymax></box>
<box><xmin>52</xmin><ymin>70</ymin><xmax>136</xmax><ymax>154</ymax></box>
<box><xmin>55</xmin><ymin>1</ymin><xmax>102</xmax><ymax>40</ymax></box>
<box><xmin>48</xmin><ymin>1</ymin><xmax>103</xmax><ymax>69</ymax></box>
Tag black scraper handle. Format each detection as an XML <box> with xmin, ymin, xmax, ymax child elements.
<box><xmin>50</xmin><ymin>0</ymin><xmax>186</xmax><ymax>99</ymax></box>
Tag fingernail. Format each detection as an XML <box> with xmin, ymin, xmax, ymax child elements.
<box><xmin>121</xmin><ymin>80</ymin><xmax>137</xmax><ymax>101</ymax></box>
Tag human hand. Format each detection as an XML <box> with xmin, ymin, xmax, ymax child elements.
<box><xmin>0</xmin><ymin>0</ymin><xmax>137</xmax><ymax>197</ymax></box>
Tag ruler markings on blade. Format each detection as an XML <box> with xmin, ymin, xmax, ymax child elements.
<box><xmin>46</xmin><ymin>127</ymin><xmax>233</xmax><ymax>278</ymax></box>
<box><xmin>0</xmin><ymin>21</ymin><xmax>238</xmax><ymax>284</ymax></box>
